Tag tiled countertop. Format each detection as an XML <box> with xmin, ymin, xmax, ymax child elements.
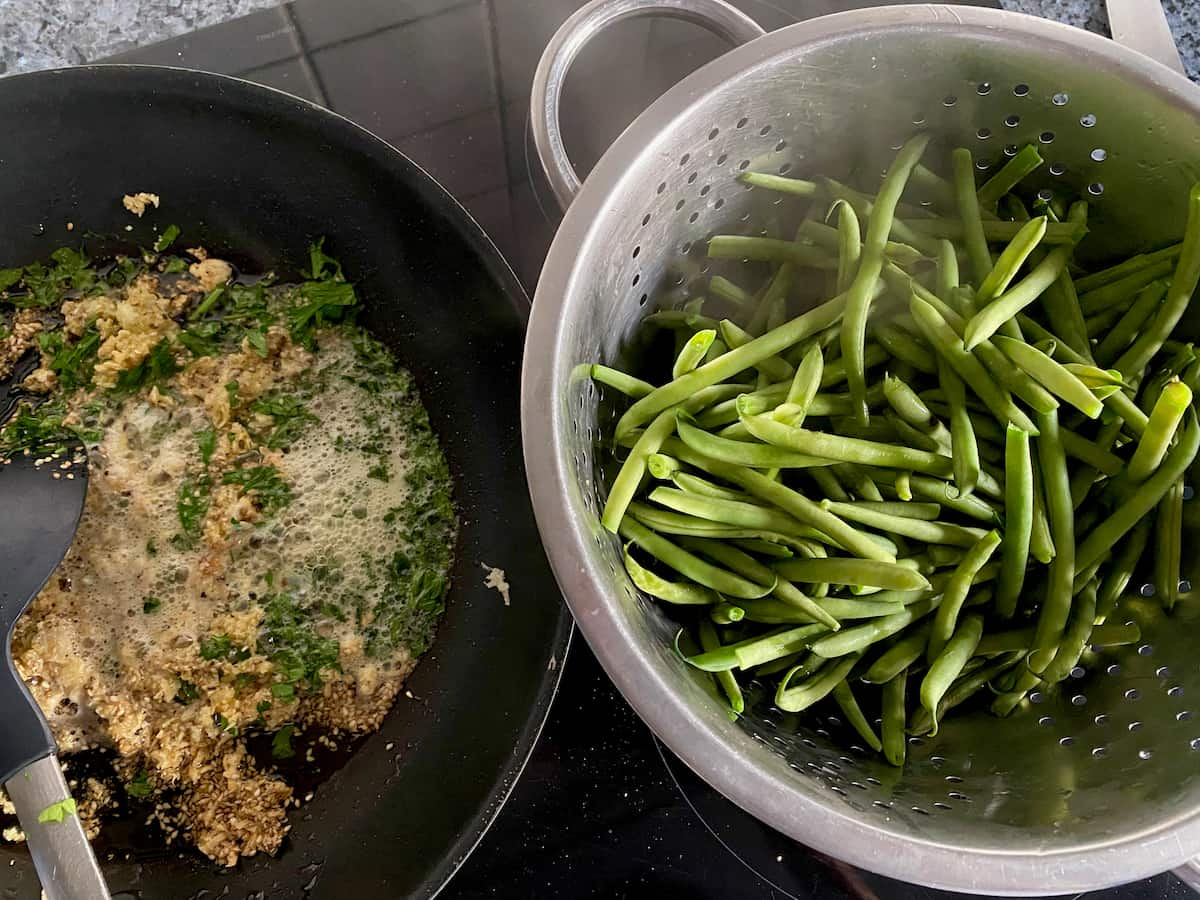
<box><xmin>1</xmin><ymin>0</ymin><xmax>1197</xmax><ymax>81</ymax></box>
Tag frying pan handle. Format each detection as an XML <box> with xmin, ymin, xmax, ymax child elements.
<box><xmin>5</xmin><ymin>755</ymin><xmax>111</xmax><ymax>900</ymax></box>
<box><xmin>1103</xmin><ymin>0</ymin><xmax>1186</xmax><ymax>76</ymax></box>
<box><xmin>530</xmin><ymin>0</ymin><xmax>764</xmax><ymax>210</ymax></box>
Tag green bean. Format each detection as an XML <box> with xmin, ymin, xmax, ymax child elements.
<box><xmin>881</xmin><ymin>671</ymin><xmax>908</xmax><ymax>766</ymax></box>
<box><xmin>622</xmin><ymin>543</ymin><xmax>721</xmax><ymax>605</ymax></box>
<box><xmin>933</xmin><ymin>357</ymin><xmax>980</xmax><ymax>496</ymax></box>
<box><xmin>1155</xmin><ymin>478</ymin><xmax>1185</xmax><ymax>611</ymax></box>
<box><xmin>718</xmin><ymin>320</ymin><xmax>794</xmax><ymax>381</ymax></box>
<box><xmin>673</xmin><ymin>329</ymin><xmax>717</xmax><ymax>378</ymax></box>
<box><xmin>882</xmin><ymin>374</ymin><xmax>937</xmax><ymax>431</ymax></box>
<box><xmin>951</xmin><ymin>147</ymin><xmax>994</xmax><ymax>289</ymax></box>
<box><xmin>1103</xmin><ymin>389</ymin><xmax>1149</xmax><ymax>436</ymax></box>
<box><xmin>977</xmin><ymin>144</ymin><xmax>1043</xmax><ymax>210</ymax></box>
<box><xmin>833</xmin><ymin>682</ymin><xmax>883</xmax><ymax>753</ymax></box>
<box><xmin>650</xmin><ymin>486</ymin><xmax>810</xmax><ymax>535</ymax></box>
<box><xmin>682</xmin><ymin>624</ymin><xmax>827</xmax><ymax>671</ymax></box>
<box><xmin>935</xmin><ymin>238</ymin><xmax>959</xmax><ymax>302</ymax></box>
<box><xmin>1016</xmin><ymin>315</ymin><xmax>1090</xmax><ymax>366</ymax></box>
<box><xmin>964</xmin><ymin>233</ymin><xmax>1078</xmax><ymax>350</ymax></box>
<box><xmin>827</xmin><ymin>199</ymin><xmax>861</xmax><ymax>295</ymax></box>
<box><xmin>810</xmin><ymin>466</ymin><xmax>851</xmax><ymax>502</ymax></box>
<box><xmin>818</xmin><ymin>176</ymin><xmax>939</xmax><ymax>254</ymax></box>
<box><xmin>811</xmin><ymin>597</ymin><xmax>938</xmax><ymax>658</ymax></box>
<box><xmin>676</xmin><ymin>414</ymin><xmax>832</xmax><ymax>468</ymax></box>
<box><xmin>820</xmin><ymin>500</ymin><xmax>987</xmax><ymax>547</ymax></box>
<box><xmin>648</xmin><ymin>453</ymin><xmax>683</xmax><ymax>480</ymax></box>
<box><xmin>977</xmin><ymin>622</ymin><xmax>1138</xmax><ymax>655</ymax></box>
<box><xmin>711</xmin><ymin>602</ymin><xmax>746</xmax><ymax>625</ymax></box>
<box><xmin>1029</xmin><ymin>409</ymin><xmax>1075</xmax><ymax>672</ymax></box>
<box><xmin>738</xmin><ymin>597</ymin><xmax>904</xmax><ymax>623</ymax></box>
<box><xmin>920</xmin><ymin>613</ymin><xmax>984</xmax><ymax>736</ymax></box>
<box><xmin>862</xmin><ymin>624</ymin><xmax>931</xmax><ymax>684</ymax></box>
<box><xmin>602</xmin><ymin>408</ymin><xmax>678</xmax><ymax>532</ymax></box>
<box><xmin>672</xmin><ymin>471</ymin><xmax>749</xmax><ymax>502</ymax></box>
<box><xmin>905</xmin><ymin>217</ymin><xmax>1083</xmax><ymax>244</ymax></box>
<box><xmin>1127</xmin><ymin>380</ymin><xmax>1192</xmax><ymax>483</ymax></box>
<box><xmin>1077</xmin><ymin>258</ymin><xmax>1176</xmax><ymax>316</ymax></box>
<box><xmin>590</xmin><ymin>364</ymin><xmax>655</xmax><ymax>398</ymax></box>
<box><xmin>783</xmin><ymin>345</ymin><xmax>824</xmax><ymax>425</ymax></box>
<box><xmin>978</xmin><ymin>216</ymin><xmax>1048</xmax><ymax>304</ymax></box>
<box><xmin>1096</xmin><ymin>517</ymin><xmax>1152</xmax><ymax>623</ymax></box>
<box><xmin>618</xmin><ymin>517</ymin><xmax>776</xmax><ymax>599</ymax></box>
<box><xmin>990</xmin><ymin>668</ymin><xmax>1043</xmax><ymax>718</ymax></box>
<box><xmin>615</xmin><ymin>292</ymin><xmax>856</xmax><ymax>439</ymax></box>
<box><xmin>739</xmin><ymin>171</ymin><xmax>818</xmax><ymax>196</ymax></box>
<box><xmin>708</xmin><ymin>274</ymin><xmax>753</xmax><ymax>307</ymax></box>
<box><xmin>872</xmin><ymin>320</ymin><xmax>937</xmax><ymax>375</ymax></box>
<box><xmin>908</xmin><ymin>653</ymin><xmax>1023</xmax><ymax>734</ymax></box>
<box><xmin>837</xmin><ymin>463</ymin><xmax>886</xmax><ymax>501</ymax></box>
<box><xmin>629</xmin><ymin>501</ymin><xmax>820</xmax><ymax>546</ymax></box>
<box><xmin>1074</xmin><ymin>242</ymin><xmax>1183</xmax><ymax>293</ymax></box>
<box><xmin>741</xmin><ymin>413</ymin><xmax>953</xmax><ymax>476</ymax></box>
<box><xmin>1028</xmin><ymin>461</ymin><xmax>1056</xmax><ymax>564</ymax></box>
<box><xmin>995</xmin><ymin>426</ymin><xmax>1033</xmax><ymax>619</ymax></box>
<box><xmin>1059</xmin><ymin>432</ymin><xmax>1123</xmax><ymax>479</ymax></box>
<box><xmin>753</xmin><ymin>650</ymin><xmax>807</xmax><ymax>677</ymax></box>
<box><xmin>698</xmin><ymin>620</ymin><xmax>745</xmax><ymax>714</ymax></box>
<box><xmin>842</xmin><ymin>134</ymin><xmax>930</xmax><ymax>424</ymax></box>
<box><xmin>644</xmin><ymin>307</ymin><xmax>720</xmax><ymax>331</ymax></box>
<box><xmin>835</xmin><ymin>500</ymin><xmax>941</xmax><ymax>520</ymax></box>
<box><xmin>776</xmin><ymin>652</ymin><xmax>861</xmax><ymax>712</ymax></box>
<box><xmin>732</xmin><ymin>538</ymin><xmax>793</xmax><ymax>559</ymax></box>
<box><xmin>991</xmin><ymin>335</ymin><xmax>1101</xmax><ymax>418</ymax></box>
<box><xmin>1113</xmin><ymin>185</ymin><xmax>1200</xmax><ymax>377</ymax></box>
<box><xmin>707</xmin><ymin>235</ymin><xmax>833</xmax><ymax>270</ymax></box>
<box><xmin>663</xmin><ymin>438</ymin><xmax>897</xmax><ymax>562</ymax></box>
<box><xmin>1041</xmin><ymin>581</ymin><xmax>1100</xmax><ymax>686</ymax></box>
<box><xmin>894</xmin><ymin>471</ymin><xmax>914</xmax><ymax>501</ymax></box>
<box><xmin>928</xmin><ymin>530</ymin><xmax>1001</xmax><ymax>658</ymax></box>
<box><xmin>885</xmin><ymin>471</ymin><xmax>998</xmax><ymax>522</ymax></box>
<box><xmin>773</xmin><ymin>558</ymin><xmax>930</xmax><ymax>591</ymax></box>
<box><xmin>909</xmin><ymin>296</ymin><xmax>1038</xmax><ymax>434</ymax></box>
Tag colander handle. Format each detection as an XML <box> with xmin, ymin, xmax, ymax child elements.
<box><xmin>1104</xmin><ymin>0</ymin><xmax>1186</xmax><ymax>76</ymax></box>
<box><xmin>530</xmin><ymin>0</ymin><xmax>765</xmax><ymax>210</ymax></box>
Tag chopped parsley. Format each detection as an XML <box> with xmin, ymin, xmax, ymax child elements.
<box><xmin>153</xmin><ymin>224</ymin><xmax>181</xmax><ymax>252</ymax></box>
<box><xmin>6</xmin><ymin>248</ymin><xmax>98</xmax><ymax>309</ymax></box>
<box><xmin>126</xmin><ymin>771</ymin><xmax>153</xmax><ymax>799</ymax></box>
<box><xmin>289</xmin><ymin>280</ymin><xmax>356</xmax><ymax>348</ymax></box>
<box><xmin>175</xmin><ymin>678</ymin><xmax>200</xmax><ymax>704</ymax></box>
<box><xmin>37</xmin><ymin>798</ymin><xmax>78</xmax><ymax>824</ymax></box>
<box><xmin>177</xmin><ymin>320</ymin><xmax>221</xmax><ymax>357</ymax></box>
<box><xmin>0</xmin><ymin>399</ymin><xmax>100</xmax><ymax>457</ymax></box>
<box><xmin>269</xmin><ymin>683</ymin><xmax>295</xmax><ymax>702</ymax></box>
<box><xmin>304</xmin><ymin>236</ymin><xmax>343</xmax><ymax>281</ymax></box>
<box><xmin>221</xmin><ymin>465</ymin><xmax>291</xmax><ymax>516</ymax></box>
<box><xmin>37</xmin><ymin>327</ymin><xmax>100</xmax><ymax>393</ymax></box>
<box><xmin>260</xmin><ymin>590</ymin><xmax>341</xmax><ymax>692</ymax></box>
<box><xmin>142</xmin><ymin>596</ymin><xmax>162</xmax><ymax>614</ymax></box>
<box><xmin>225</xmin><ymin>379</ymin><xmax>240</xmax><ymax>410</ymax></box>
<box><xmin>250</xmin><ymin>391</ymin><xmax>317</xmax><ymax>449</ymax></box>
<box><xmin>174</xmin><ymin>475</ymin><xmax>212</xmax><ymax>548</ymax></box>
<box><xmin>162</xmin><ymin>256</ymin><xmax>188</xmax><ymax>275</ymax></box>
<box><xmin>196</xmin><ymin>425</ymin><xmax>217</xmax><ymax>465</ymax></box>
<box><xmin>0</xmin><ymin>268</ymin><xmax>22</xmax><ymax>291</ymax></box>
<box><xmin>199</xmin><ymin>634</ymin><xmax>232</xmax><ymax>660</ymax></box>
<box><xmin>112</xmin><ymin>338</ymin><xmax>179</xmax><ymax>395</ymax></box>
<box><xmin>271</xmin><ymin>724</ymin><xmax>297</xmax><ymax>760</ymax></box>
<box><xmin>247</xmin><ymin>327</ymin><xmax>269</xmax><ymax>357</ymax></box>
<box><xmin>215</xmin><ymin>713</ymin><xmax>239</xmax><ymax>736</ymax></box>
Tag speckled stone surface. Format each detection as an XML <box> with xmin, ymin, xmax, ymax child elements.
<box><xmin>0</xmin><ymin>0</ymin><xmax>276</xmax><ymax>74</ymax></box>
<box><xmin>0</xmin><ymin>0</ymin><xmax>1196</xmax><ymax>78</ymax></box>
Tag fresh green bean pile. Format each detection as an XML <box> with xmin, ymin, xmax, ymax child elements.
<box><xmin>589</xmin><ymin>136</ymin><xmax>1200</xmax><ymax>765</ymax></box>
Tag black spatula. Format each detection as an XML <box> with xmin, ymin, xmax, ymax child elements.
<box><xmin>1</xmin><ymin>443</ymin><xmax>110</xmax><ymax>899</ymax></box>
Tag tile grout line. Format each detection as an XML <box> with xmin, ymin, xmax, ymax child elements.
<box><xmin>277</xmin><ymin>0</ymin><xmax>330</xmax><ymax>107</ymax></box>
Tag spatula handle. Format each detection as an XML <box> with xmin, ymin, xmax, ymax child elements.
<box><xmin>5</xmin><ymin>755</ymin><xmax>111</xmax><ymax>900</ymax></box>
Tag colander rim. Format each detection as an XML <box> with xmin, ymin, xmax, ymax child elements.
<box><xmin>522</xmin><ymin>4</ymin><xmax>1200</xmax><ymax>892</ymax></box>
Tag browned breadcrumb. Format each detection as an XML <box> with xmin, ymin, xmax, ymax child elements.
<box><xmin>122</xmin><ymin>192</ymin><xmax>160</xmax><ymax>217</ymax></box>
<box><xmin>0</xmin><ymin>310</ymin><xmax>44</xmax><ymax>381</ymax></box>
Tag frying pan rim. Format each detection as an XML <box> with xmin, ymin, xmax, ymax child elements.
<box><xmin>0</xmin><ymin>62</ymin><xmax>575</xmax><ymax>899</ymax></box>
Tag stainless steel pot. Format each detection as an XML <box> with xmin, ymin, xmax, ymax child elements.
<box><xmin>522</xmin><ymin>0</ymin><xmax>1200</xmax><ymax>893</ymax></box>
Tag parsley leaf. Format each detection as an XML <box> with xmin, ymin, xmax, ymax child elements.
<box><xmin>199</xmin><ymin>634</ymin><xmax>232</xmax><ymax>660</ymax></box>
<box><xmin>250</xmin><ymin>391</ymin><xmax>317</xmax><ymax>449</ymax></box>
<box><xmin>215</xmin><ymin>713</ymin><xmax>239</xmax><ymax>736</ymax></box>
<box><xmin>37</xmin><ymin>798</ymin><xmax>77</xmax><ymax>824</ymax></box>
<box><xmin>271</xmin><ymin>724</ymin><xmax>296</xmax><ymax>759</ymax></box>
<box><xmin>0</xmin><ymin>399</ymin><xmax>100</xmax><ymax>457</ymax></box>
<box><xmin>154</xmin><ymin>224</ymin><xmax>181</xmax><ymax>252</ymax></box>
<box><xmin>175</xmin><ymin>678</ymin><xmax>200</xmax><ymax>704</ymax></box>
<box><xmin>196</xmin><ymin>425</ymin><xmax>217</xmax><ymax>465</ymax></box>
<box><xmin>38</xmin><ymin>327</ymin><xmax>100</xmax><ymax>392</ymax></box>
<box><xmin>162</xmin><ymin>257</ymin><xmax>188</xmax><ymax>275</ymax></box>
<box><xmin>221</xmin><ymin>465</ymin><xmax>291</xmax><ymax>516</ymax></box>
<box><xmin>269</xmin><ymin>682</ymin><xmax>295</xmax><ymax>702</ymax></box>
<box><xmin>247</xmin><ymin>327</ymin><xmax>269</xmax><ymax>357</ymax></box>
<box><xmin>142</xmin><ymin>596</ymin><xmax>162</xmax><ymax>614</ymax></box>
<box><xmin>112</xmin><ymin>338</ymin><xmax>180</xmax><ymax>395</ymax></box>
<box><xmin>304</xmin><ymin>237</ymin><xmax>343</xmax><ymax>282</ymax></box>
<box><xmin>177</xmin><ymin>321</ymin><xmax>222</xmax><ymax>357</ymax></box>
<box><xmin>0</xmin><ymin>268</ymin><xmax>21</xmax><ymax>291</ymax></box>
<box><xmin>288</xmin><ymin>280</ymin><xmax>356</xmax><ymax>348</ymax></box>
<box><xmin>175</xmin><ymin>475</ymin><xmax>211</xmax><ymax>547</ymax></box>
<box><xmin>126</xmin><ymin>771</ymin><xmax>153</xmax><ymax>799</ymax></box>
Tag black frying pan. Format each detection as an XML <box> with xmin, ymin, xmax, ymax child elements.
<box><xmin>0</xmin><ymin>65</ymin><xmax>571</xmax><ymax>899</ymax></box>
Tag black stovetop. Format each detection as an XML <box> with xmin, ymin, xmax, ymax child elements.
<box><xmin>108</xmin><ymin>2</ymin><xmax>1190</xmax><ymax>897</ymax></box>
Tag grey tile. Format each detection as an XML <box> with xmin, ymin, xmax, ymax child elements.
<box><xmin>503</xmin><ymin>100</ymin><xmax>531</xmax><ymax>185</ymax></box>
<box><xmin>239</xmin><ymin>56</ymin><xmax>322</xmax><ymax>104</ymax></box>
<box><xmin>491</xmin><ymin>0</ymin><xmax>581</xmax><ymax>102</ymax></box>
<box><xmin>312</xmin><ymin>3</ymin><xmax>494</xmax><ymax>139</ymax></box>
<box><xmin>104</xmin><ymin>6</ymin><xmax>298</xmax><ymax>73</ymax></box>
<box><xmin>508</xmin><ymin>179</ymin><xmax>560</xmax><ymax>291</ymax></box>
<box><xmin>395</xmin><ymin>108</ymin><xmax>507</xmax><ymax>200</ymax></box>
<box><xmin>288</xmin><ymin>0</ymin><xmax>475</xmax><ymax>51</ymax></box>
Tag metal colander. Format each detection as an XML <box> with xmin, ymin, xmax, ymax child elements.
<box><xmin>522</xmin><ymin>1</ymin><xmax>1200</xmax><ymax>893</ymax></box>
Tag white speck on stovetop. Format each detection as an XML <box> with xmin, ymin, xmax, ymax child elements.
<box><xmin>0</xmin><ymin>0</ymin><xmax>1197</xmax><ymax>81</ymax></box>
